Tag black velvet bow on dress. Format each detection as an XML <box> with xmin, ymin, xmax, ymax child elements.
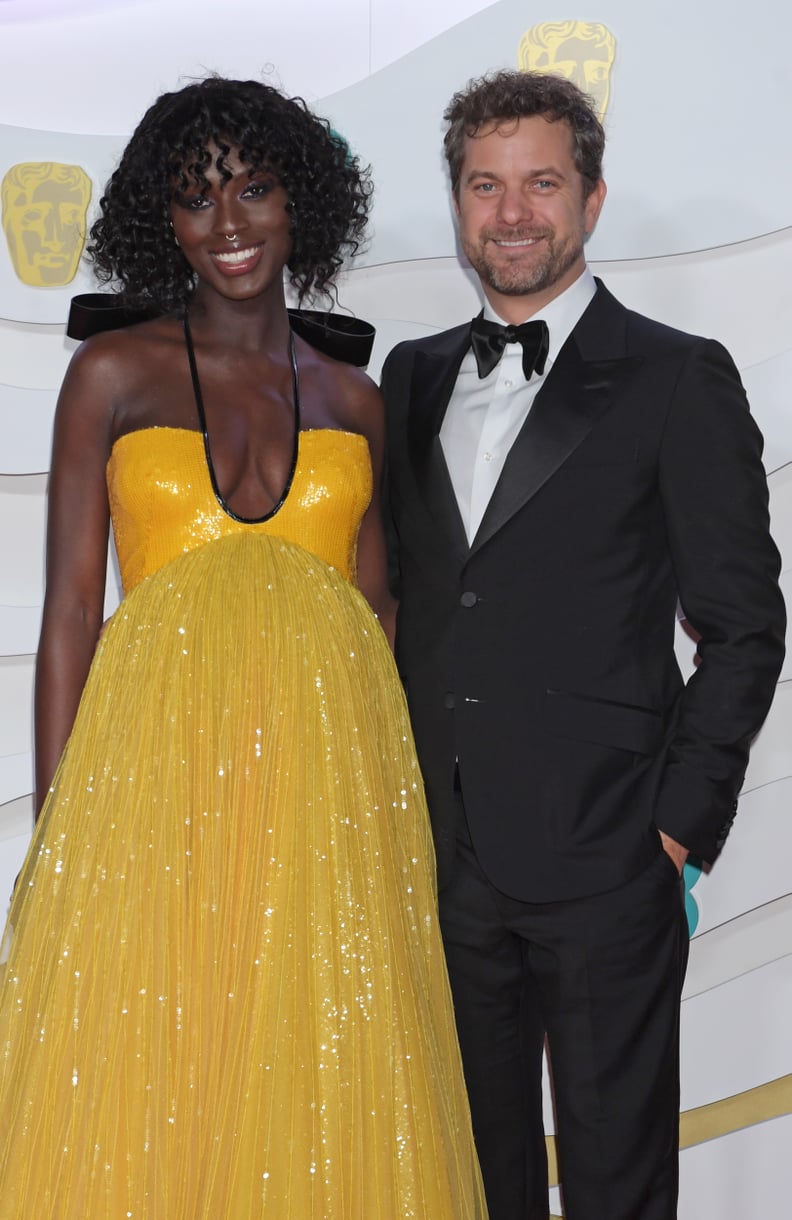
<box><xmin>469</xmin><ymin>316</ymin><xmax>550</xmax><ymax>381</ymax></box>
<box><xmin>66</xmin><ymin>294</ymin><xmax>376</xmax><ymax>367</ymax></box>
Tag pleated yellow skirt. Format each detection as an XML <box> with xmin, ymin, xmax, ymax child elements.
<box><xmin>0</xmin><ymin>533</ymin><xmax>487</xmax><ymax>1218</ymax></box>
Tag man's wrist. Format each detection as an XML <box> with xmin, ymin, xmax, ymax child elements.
<box><xmin>658</xmin><ymin>829</ymin><xmax>689</xmax><ymax>874</ymax></box>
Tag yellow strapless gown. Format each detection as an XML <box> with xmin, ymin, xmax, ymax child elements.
<box><xmin>0</xmin><ymin>428</ymin><xmax>487</xmax><ymax>1218</ymax></box>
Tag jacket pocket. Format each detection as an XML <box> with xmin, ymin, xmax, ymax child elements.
<box><xmin>544</xmin><ymin>689</ymin><xmax>664</xmax><ymax>756</ymax></box>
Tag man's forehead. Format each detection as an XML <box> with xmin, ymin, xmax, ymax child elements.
<box><xmin>462</xmin><ymin>116</ymin><xmax>576</xmax><ymax>158</ymax></box>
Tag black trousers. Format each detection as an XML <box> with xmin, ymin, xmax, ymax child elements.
<box><xmin>439</xmin><ymin>790</ymin><xmax>689</xmax><ymax>1220</ymax></box>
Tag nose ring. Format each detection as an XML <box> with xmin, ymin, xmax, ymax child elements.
<box><xmin>225</xmin><ymin>233</ymin><xmax>238</xmax><ymax>241</ymax></box>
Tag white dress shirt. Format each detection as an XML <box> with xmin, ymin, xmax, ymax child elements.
<box><xmin>440</xmin><ymin>267</ymin><xmax>597</xmax><ymax>543</ymax></box>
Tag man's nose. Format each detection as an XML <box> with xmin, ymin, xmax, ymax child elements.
<box><xmin>497</xmin><ymin>185</ymin><xmax>532</xmax><ymax>226</ymax></box>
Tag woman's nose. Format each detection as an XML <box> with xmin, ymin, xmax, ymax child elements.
<box><xmin>213</xmin><ymin>195</ymin><xmax>247</xmax><ymax>238</ymax></box>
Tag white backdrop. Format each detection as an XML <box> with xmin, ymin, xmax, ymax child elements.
<box><xmin>1</xmin><ymin>2</ymin><xmax>790</xmax><ymax>1215</ymax></box>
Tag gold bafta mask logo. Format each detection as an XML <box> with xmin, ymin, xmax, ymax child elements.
<box><xmin>518</xmin><ymin>21</ymin><xmax>616</xmax><ymax>119</ymax></box>
<box><xmin>1</xmin><ymin>162</ymin><xmax>92</xmax><ymax>287</ymax></box>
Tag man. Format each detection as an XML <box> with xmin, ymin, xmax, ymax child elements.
<box><xmin>381</xmin><ymin>70</ymin><xmax>785</xmax><ymax>1220</ymax></box>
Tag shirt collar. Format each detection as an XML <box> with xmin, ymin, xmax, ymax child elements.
<box><xmin>482</xmin><ymin>266</ymin><xmax>597</xmax><ymax>369</ymax></box>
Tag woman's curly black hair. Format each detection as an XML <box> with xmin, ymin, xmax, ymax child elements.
<box><xmin>88</xmin><ymin>76</ymin><xmax>372</xmax><ymax>313</ymax></box>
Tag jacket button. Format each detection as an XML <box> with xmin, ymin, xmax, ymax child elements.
<box><xmin>460</xmin><ymin>591</ymin><xmax>477</xmax><ymax>608</ymax></box>
<box><xmin>443</xmin><ymin>692</ymin><xmax>455</xmax><ymax>709</ymax></box>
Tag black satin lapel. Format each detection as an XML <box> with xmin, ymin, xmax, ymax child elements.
<box><xmin>470</xmin><ymin>343</ymin><xmax>643</xmax><ymax>555</ymax></box>
<box><xmin>406</xmin><ymin>334</ymin><xmax>471</xmax><ymax>559</ymax></box>
<box><xmin>423</xmin><ymin>437</ymin><xmax>469</xmax><ymax>561</ymax></box>
<box><xmin>406</xmin><ymin>348</ymin><xmax>461</xmax><ymax>473</ymax></box>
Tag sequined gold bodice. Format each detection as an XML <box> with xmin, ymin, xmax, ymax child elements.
<box><xmin>106</xmin><ymin>426</ymin><xmax>372</xmax><ymax>594</ymax></box>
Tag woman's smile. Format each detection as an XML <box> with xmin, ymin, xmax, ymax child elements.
<box><xmin>210</xmin><ymin>242</ymin><xmax>265</xmax><ymax>274</ymax></box>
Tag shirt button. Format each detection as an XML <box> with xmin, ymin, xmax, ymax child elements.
<box><xmin>460</xmin><ymin>591</ymin><xmax>477</xmax><ymax>608</ymax></box>
<box><xmin>503</xmin><ymin>378</ymin><xmax>513</xmax><ymax>388</ymax></box>
<box><xmin>483</xmin><ymin>451</ymin><xmax>493</xmax><ymax>462</ymax></box>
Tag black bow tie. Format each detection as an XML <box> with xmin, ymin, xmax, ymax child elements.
<box><xmin>469</xmin><ymin>316</ymin><xmax>550</xmax><ymax>381</ymax></box>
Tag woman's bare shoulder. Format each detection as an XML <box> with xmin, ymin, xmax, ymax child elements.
<box><xmin>61</xmin><ymin>316</ymin><xmax>186</xmax><ymax>424</ymax></box>
<box><xmin>295</xmin><ymin>337</ymin><xmax>382</xmax><ymax>433</ymax></box>
<box><xmin>55</xmin><ymin>316</ymin><xmax>188</xmax><ymax>447</ymax></box>
<box><xmin>67</xmin><ymin>316</ymin><xmax>181</xmax><ymax>383</ymax></box>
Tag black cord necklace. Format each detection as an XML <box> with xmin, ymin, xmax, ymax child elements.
<box><xmin>182</xmin><ymin>314</ymin><xmax>301</xmax><ymax>525</ymax></box>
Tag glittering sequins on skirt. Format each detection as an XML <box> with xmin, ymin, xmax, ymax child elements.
<box><xmin>0</xmin><ymin>532</ymin><xmax>486</xmax><ymax>1218</ymax></box>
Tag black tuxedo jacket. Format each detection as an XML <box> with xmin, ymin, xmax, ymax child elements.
<box><xmin>381</xmin><ymin>281</ymin><xmax>786</xmax><ymax>902</ymax></box>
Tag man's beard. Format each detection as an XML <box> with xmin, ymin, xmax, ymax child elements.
<box><xmin>462</xmin><ymin>227</ymin><xmax>584</xmax><ymax>297</ymax></box>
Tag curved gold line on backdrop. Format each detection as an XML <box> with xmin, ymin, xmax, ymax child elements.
<box><xmin>544</xmin><ymin>1074</ymin><xmax>792</xmax><ymax>1191</ymax></box>
<box><xmin>679</xmin><ymin>1074</ymin><xmax>792</xmax><ymax>1148</ymax></box>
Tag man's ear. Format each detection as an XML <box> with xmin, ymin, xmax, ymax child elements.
<box><xmin>584</xmin><ymin>178</ymin><xmax>607</xmax><ymax>235</ymax></box>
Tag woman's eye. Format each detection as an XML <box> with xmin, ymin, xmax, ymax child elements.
<box><xmin>243</xmin><ymin>180</ymin><xmax>275</xmax><ymax>199</ymax></box>
<box><xmin>175</xmin><ymin>194</ymin><xmax>209</xmax><ymax>211</ymax></box>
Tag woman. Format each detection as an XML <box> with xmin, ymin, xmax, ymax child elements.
<box><xmin>0</xmin><ymin>77</ymin><xmax>487</xmax><ymax>1218</ymax></box>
